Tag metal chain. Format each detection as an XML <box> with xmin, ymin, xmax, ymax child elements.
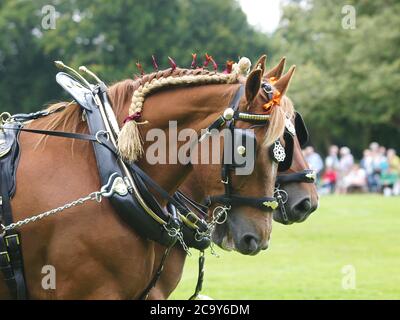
<box><xmin>209</xmin><ymin>241</ymin><xmax>220</xmax><ymax>258</ymax></box>
<box><xmin>163</xmin><ymin>224</ymin><xmax>192</xmax><ymax>256</ymax></box>
<box><xmin>195</xmin><ymin>205</ymin><xmax>230</xmax><ymax>244</ymax></box>
<box><xmin>1</xmin><ymin>173</ymin><xmax>126</xmax><ymax>233</ymax></box>
<box><xmin>1</xmin><ymin>191</ymin><xmax>104</xmax><ymax>233</ymax></box>
<box><xmin>177</xmin><ymin>231</ymin><xmax>191</xmax><ymax>257</ymax></box>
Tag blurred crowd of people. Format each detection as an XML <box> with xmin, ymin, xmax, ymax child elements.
<box><xmin>303</xmin><ymin>142</ymin><xmax>400</xmax><ymax>196</ymax></box>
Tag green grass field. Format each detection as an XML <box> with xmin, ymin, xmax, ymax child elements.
<box><xmin>170</xmin><ymin>195</ymin><xmax>400</xmax><ymax>300</ymax></box>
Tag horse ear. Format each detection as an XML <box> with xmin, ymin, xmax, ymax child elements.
<box><xmin>245</xmin><ymin>68</ymin><xmax>263</xmax><ymax>103</ymax></box>
<box><xmin>265</xmin><ymin>57</ymin><xmax>286</xmax><ymax>80</ymax></box>
<box><xmin>252</xmin><ymin>54</ymin><xmax>267</xmax><ymax>75</ymax></box>
<box><xmin>273</xmin><ymin>65</ymin><xmax>296</xmax><ymax>96</ymax></box>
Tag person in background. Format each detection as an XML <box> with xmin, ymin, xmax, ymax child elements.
<box><xmin>321</xmin><ymin>164</ymin><xmax>337</xmax><ymax>194</ymax></box>
<box><xmin>383</xmin><ymin>149</ymin><xmax>400</xmax><ymax>196</ymax></box>
<box><xmin>337</xmin><ymin>146</ymin><xmax>354</xmax><ymax>193</ymax></box>
<box><xmin>325</xmin><ymin>145</ymin><xmax>339</xmax><ymax>170</ymax></box>
<box><xmin>387</xmin><ymin>149</ymin><xmax>400</xmax><ymax>174</ymax></box>
<box><xmin>304</xmin><ymin>146</ymin><xmax>324</xmax><ymax>183</ymax></box>
<box><xmin>378</xmin><ymin>146</ymin><xmax>388</xmax><ymax>169</ymax></box>
<box><xmin>369</xmin><ymin>142</ymin><xmax>381</xmax><ymax>191</ymax></box>
<box><xmin>344</xmin><ymin>164</ymin><xmax>367</xmax><ymax>193</ymax></box>
<box><xmin>369</xmin><ymin>142</ymin><xmax>379</xmax><ymax>154</ymax></box>
<box><xmin>360</xmin><ymin>149</ymin><xmax>377</xmax><ymax>192</ymax></box>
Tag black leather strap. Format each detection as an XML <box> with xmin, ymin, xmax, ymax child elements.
<box><xmin>189</xmin><ymin>251</ymin><xmax>205</xmax><ymax>300</ymax></box>
<box><xmin>129</xmin><ymin>162</ymin><xmax>195</xmax><ymax>217</ymax></box>
<box><xmin>138</xmin><ymin>244</ymin><xmax>174</xmax><ymax>300</ymax></box>
<box><xmin>0</xmin><ymin>237</ymin><xmax>16</xmax><ymax>299</ymax></box>
<box><xmin>276</xmin><ymin>169</ymin><xmax>316</xmax><ymax>185</ymax></box>
<box><xmin>173</xmin><ymin>191</ymin><xmax>208</xmax><ymax>220</ymax></box>
<box><xmin>4</xmin><ymin>233</ymin><xmax>26</xmax><ymax>299</ymax></box>
<box><xmin>1</xmin><ymin>126</ymin><xmax>99</xmax><ymax>142</ymax></box>
<box><xmin>0</xmin><ymin>158</ymin><xmax>27</xmax><ymax>299</ymax></box>
<box><xmin>206</xmin><ymin>194</ymin><xmax>277</xmax><ymax>212</ymax></box>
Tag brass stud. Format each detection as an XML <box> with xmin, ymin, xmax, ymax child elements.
<box><xmin>237</xmin><ymin>145</ymin><xmax>246</xmax><ymax>155</ymax></box>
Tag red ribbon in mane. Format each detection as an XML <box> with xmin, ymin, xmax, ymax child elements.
<box><xmin>123</xmin><ymin>112</ymin><xmax>142</xmax><ymax>124</ymax></box>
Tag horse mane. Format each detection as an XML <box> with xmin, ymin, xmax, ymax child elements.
<box><xmin>36</xmin><ymin>62</ymin><xmax>291</xmax><ymax>158</ymax></box>
<box><xmin>37</xmin><ymin>66</ymin><xmax>240</xmax><ymax>134</ymax></box>
<box><xmin>107</xmin><ymin>70</ymin><xmax>292</xmax><ymax>153</ymax></box>
<box><xmin>113</xmin><ymin>67</ymin><xmax>242</xmax><ymax>162</ymax></box>
<box><xmin>106</xmin><ymin>67</ymin><xmax>232</xmax><ymax>121</ymax></box>
<box><xmin>261</xmin><ymin>94</ymin><xmax>294</xmax><ymax>148</ymax></box>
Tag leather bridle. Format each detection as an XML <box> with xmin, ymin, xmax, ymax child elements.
<box><xmin>201</xmin><ymin>84</ymin><xmax>289</xmax><ymax>213</ymax></box>
<box><xmin>274</xmin><ymin>111</ymin><xmax>316</xmax><ymax>222</ymax></box>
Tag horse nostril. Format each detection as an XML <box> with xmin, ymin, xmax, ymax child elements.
<box><xmin>293</xmin><ymin>198</ymin><xmax>312</xmax><ymax>215</ymax></box>
<box><xmin>238</xmin><ymin>234</ymin><xmax>260</xmax><ymax>255</ymax></box>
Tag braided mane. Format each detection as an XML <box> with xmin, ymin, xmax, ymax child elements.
<box><xmin>116</xmin><ymin>58</ymin><xmax>251</xmax><ymax>162</ymax></box>
<box><xmin>129</xmin><ymin>68</ymin><xmax>239</xmax><ymax>117</ymax></box>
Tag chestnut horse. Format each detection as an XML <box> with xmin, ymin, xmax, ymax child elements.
<box><xmin>0</xmin><ymin>58</ymin><xmax>286</xmax><ymax>299</ymax></box>
<box><xmin>148</xmin><ymin>57</ymin><xmax>319</xmax><ymax>299</ymax></box>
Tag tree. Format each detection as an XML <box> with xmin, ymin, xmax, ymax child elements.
<box><xmin>271</xmin><ymin>0</ymin><xmax>400</xmax><ymax>157</ymax></box>
<box><xmin>0</xmin><ymin>0</ymin><xmax>271</xmax><ymax>113</ymax></box>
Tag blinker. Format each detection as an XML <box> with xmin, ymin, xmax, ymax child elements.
<box><xmin>294</xmin><ymin>112</ymin><xmax>309</xmax><ymax>147</ymax></box>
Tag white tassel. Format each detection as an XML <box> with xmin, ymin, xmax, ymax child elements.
<box><xmin>117</xmin><ymin>120</ymin><xmax>144</xmax><ymax>163</ymax></box>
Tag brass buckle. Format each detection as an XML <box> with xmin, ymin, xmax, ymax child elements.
<box><xmin>186</xmin><ymin>212</ymin><xmax>199</xmax><ymax>226</ymax></box>
<box><xmin>5</xmin><ymin>234</ymin><xmax>20</xmax><ymax>247</ymax></box>
<box><xmin>0</xmin><ymin>251</ymin><xmax>10</xmax><ymax>263</ymax></box>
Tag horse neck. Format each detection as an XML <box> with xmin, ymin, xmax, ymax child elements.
<box><xmin>115</xmin><ymin>82</ymin><xmax>239</xmax><ymax>204</ymax></box>
<box><xmin>179</xmin><ymin>171</ymin><xmax>207</xmax><ymax>204</ymax></box>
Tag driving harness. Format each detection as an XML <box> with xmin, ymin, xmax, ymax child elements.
<box><xmin>175</xmin><ymin>108</ymin><xmax>316</xmax><ymax>228</ymax></box>
<box><xmin>275</xmin><ymin>111</ymin><xmax>315</xmax><ymax>186</ymax></box>
<box><xmin>168</xmin><ymin>83</ymin><xmax>291</xmax><ymax>252</ymax></box>
<box><xmin>168</xmin><ymin>83</ymin><xmax>305</xmax><ymax>254</ymax></box>
<box><xmin>274</xmin><ymin>111</ymin><xmax>316</xmax><ymax>222</ymax></box>
<box><xmin>0</xmin><ymin>66</ymin><xmax>285</xmax><ymax>299</ymax></box>
<box><xmin>201</xmin><ymin>85</ymin><xmax>283</xmax><ymax>212</ymax></box>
